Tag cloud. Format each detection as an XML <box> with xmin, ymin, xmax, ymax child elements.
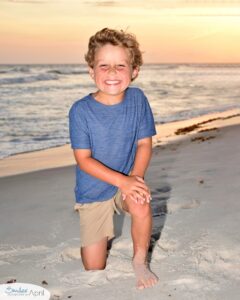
<box><xmin>6</xmin><ymin>0</ymin><xmax>117</xmax><ymax>7</ymax></box>
<box><xmin>182</xmin><ymin>14</ymin><xmax>240</xmax><ymax>16</ymax></box>
<box><xmin>1</xmin><ymin>0</ymin><xmax>54</xmax><ymax>3</ymax></box>
<box><xmin>174</xmin><ymin>0</ymin><xmax>240</xmax><ymax>6</ymax></box>
<box><xmin>83</xmin><ymin>0</ymin><xmax>118</xmax><ymax>6</ymax></box>
<box><xmin>4</xmin><ymin>0</ymin><xmax>240</xmax><ymax>7</ymax></box>
<box><xmin>3</xmin><ymin>0</ymin><xmax>240</xmax><ymax>13</ymax></box>
<box><xmin>82</xmin><ymin>0</ymin><xmax>240</xmax><ymax>10</ymax></box>
<box><xmin>95</xmin><ymin>1</ymin><xmax>117</xmax><ymax>6</ymax></box>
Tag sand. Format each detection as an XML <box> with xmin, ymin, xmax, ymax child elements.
<box><xmin>0</xmin><ymin>109</ymin><xmax>240</xmax><ymax>299</ymax></box>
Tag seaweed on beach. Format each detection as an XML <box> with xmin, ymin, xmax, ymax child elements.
<box><xmin>6</xmin><ymin>279</ymin><xmax>16</xmax><ymax>283</ymax></box>
<box><xmin>191</xmin><ymin>135</ymin><xmax>216</xmax><ymax>142</ymax></box>
<box><xmin>175</xmin><ymin>124</ymin><xmax>200</xmax><ymax>135</ymax></box>
<box><xmin>175</xmin><ymin>113</ymin><xmax>240</xmax><ymax>136</ymax></box>
<box><xmin>198</xmin><ymin>127</ymin><xmax>218</xmax><ymax>133</ymax></box>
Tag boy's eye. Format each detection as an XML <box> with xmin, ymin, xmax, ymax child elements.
<box><xmin>97</xmin><ymin>64</ymin><xmax>127</xmax><ymax>71</ymax></box>
<box><xmin>117</xmin><ymin>64</ymin><xmax>125</xmax><ymax>68</ymax></box>
<box><xmin>115</xmin><ymin>65</ymin><xmax>126</xmax><ymax>71</ymax></box>
<box><xmin>99</xmin><ymin>64</ymin><xmax>109</xmax><ymax>70</ymax></box>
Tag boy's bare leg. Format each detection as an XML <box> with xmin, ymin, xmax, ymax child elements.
<box><xmin>81</xmin><ymin>237</ymin><xmax>108</xmax><ymax>270</ymax></box>
<box><xmin>123</xmin><ymin>199</ymin><xmax>159</xmax><ymax>289</ymax></box>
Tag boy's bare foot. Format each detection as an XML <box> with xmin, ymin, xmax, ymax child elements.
<box><xmin>132</xmin><ymin>260</ymin><xmax>159</xmax><ymax>290</ymax></box>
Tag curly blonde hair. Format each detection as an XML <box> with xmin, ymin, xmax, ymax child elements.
<box><xmin>85</xmin><ymin>28</ymin><xmax>143</xmax><ymax>70</ymax></box>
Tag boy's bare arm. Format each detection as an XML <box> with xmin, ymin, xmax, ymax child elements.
<box><xmin>130</xmin><ymin>137</ymin><xmax>153</xmax><ymax>179</ymax></box>
<box><xmin>73</xmin><ymin>149</ymin><xmax>150</xmax><ymax>200</ymax></box>
<box><xmin>127</xmin><ymin>137</ymin><xmax>153</xmax><ymax>203</ymax></box>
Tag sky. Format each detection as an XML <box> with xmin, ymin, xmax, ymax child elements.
<box><xmin>0</xmin><ymin>0</ymin><xmax>240</xmax><ymax>64</ymax></box>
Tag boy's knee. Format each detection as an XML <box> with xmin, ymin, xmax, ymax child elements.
<box><xmin>84</xmin><ymin>264</ymin><xmax>106</xmax><ymax>271</ymax></box>
<box><xmin>129</xmin><ymin>202</ymin><xmax>151</xmax><ymax>219</ymax></box>
<box><xmin>83</xmin><ymin>260</ymin><xmax>106</xmax><ymax>271</ymax></box>
<box><xmin>81</xmin><ymin>244</ymin><xmax>107</xmax><ymax>271</ymax></box>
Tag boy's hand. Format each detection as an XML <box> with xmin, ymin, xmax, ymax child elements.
<box><xmin>123</xmin><ymin>192</ymin><xmax>151</xmax><ymax>204</ymax></box>
<box><xmin>119</xmin><ymin>175</ymin><xmax>151</xmax><ymax>203</ymax></box>
<box><xmin>122</xmin><ymin>190</ymin><xmax>152</xmax><ymax>205</ymax></box>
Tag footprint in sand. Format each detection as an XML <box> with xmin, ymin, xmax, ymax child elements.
<box><xmin>152</xmin><ymin>186</ymin><xmax>172</xmax><ymax>194</ymax></box>
<box><xmin>47</xmin><ymin>288</ymin><xmax>63</xmax><ymax>300</ymax></box>
<box><xmin>60</xmin><ymin>269</ymin><xmax>109</xmax><ymax>287</ymax></box>
<box><xmin>106</xmin><ymin>257</ymin><xmax>134</xmax><ymax>280</ymax></box>
<box><xmin>167</xmin><ymin>199</ymin><xmax>200</xmax><ymax>214</ymax></box>
<box><xmin>85</xmin><ymin>271</ymin><xmax>110</xmax><ymax>286</ymax></box>
<box><xmin>60</xmin><ymin>247</ymin><xmax>81</xmax><ymax>262</ymax></box>
<box><xmin>158</xmin><ymin>237</ymin><xmax>179</xmax><ymax>253</ymax></box>
<box><xmin>181</xmin><ymin>199</ymin><xmax>201</xmax><ymax>209</ymax></box>
<box><xmin>169</xmin><ymin>277</ymin><xmax>202</xmax><ymax>290</ymax></box>
<box><xmin>190</xmin><ymin>244</ymin><xmax>240</xmax><ymax>281</ymax></box>
<box><xmin>151</xmin><ymin>185</ymin><xmax>171</xmax><ymax>204</ymax></box>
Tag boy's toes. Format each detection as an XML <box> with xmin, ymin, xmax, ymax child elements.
<box><xmin>137</xmin><ymin>280</ymin><xmax>145</xmax><ymax>290</ymax></box>
<box><xmin>137</xmin><ymin>278</ymin><xmax>156</xmax><ymax>289</ymax></box>
<box><xmin>147</xmin><ymin>278</ymin><xmax>156</xmax><ymax>288</ymax></box>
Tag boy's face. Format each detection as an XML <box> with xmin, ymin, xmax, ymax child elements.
<box><xmin>89</xmin><ymin>44</ymin><xmax>139</xmax><ymax>101</ymax></box>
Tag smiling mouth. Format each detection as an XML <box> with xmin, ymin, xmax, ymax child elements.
<box><xmin>105</xmin><ymin>80</ymin><xmax>120</xmax><ymax>85</ymax></box>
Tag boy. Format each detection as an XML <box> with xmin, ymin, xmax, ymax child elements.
<box><xmin>69</xmin><ymin>28</ymin><xmax>158</xmax><ymax>290</ymax></box>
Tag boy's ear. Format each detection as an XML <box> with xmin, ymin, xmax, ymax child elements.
<box><xmin>89</xmin><ymin>67</ymin><xmax>95</xmax><ymax>79</ymax></box>
<box><xmin>132</xmin><ymin>67</ymin><xmax>139</xmax><ymax>80</ymax></box>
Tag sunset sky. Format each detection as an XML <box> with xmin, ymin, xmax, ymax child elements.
<box><xmin>1</xmin><ymin>0</ymin><xmax>240</xmax><ymax>64</ymax></box>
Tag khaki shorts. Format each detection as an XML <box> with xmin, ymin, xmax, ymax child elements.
<box><xmin>74</xmin><ymin>189</ymin><xmax>128</xmax><ymax>247</ymax></box>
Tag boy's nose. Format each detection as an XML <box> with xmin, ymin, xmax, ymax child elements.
<box><xmin>108</xmin><ymin>66</ymin><xmax>117</xmax><ymax>74</ymax></box>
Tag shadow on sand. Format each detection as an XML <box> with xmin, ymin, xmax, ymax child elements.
<box><xmin>110</xmin><ymin>182</ymin><xmax>171</xmax><ymax>263</ymax></box>
<box><xmin>147</xmin><ymin>183</ymin><xmax>171</xmax><ymax>262</ymax></box>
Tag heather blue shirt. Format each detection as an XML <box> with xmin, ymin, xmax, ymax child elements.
<box><xmin>69</xmin><ymin>87</ymin><xmax>156</xmax><ymax>203</ymax></box>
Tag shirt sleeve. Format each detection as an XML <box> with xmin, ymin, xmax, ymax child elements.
<box><xmin>137</xmin><ymin>94</ymin><xmax>157</xmax><ymax>140</ymax></box>
<box><xmin>69</xmin><ymin>102</ymin><xmax>91</xmax><ymax>149</ymax></box>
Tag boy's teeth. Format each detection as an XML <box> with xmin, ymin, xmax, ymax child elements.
<box><xmin>106</xmin><ymin>80</ymin><xmax>119</xmax><ymax>84</ymax></box>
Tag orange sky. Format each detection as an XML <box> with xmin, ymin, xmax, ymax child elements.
<box><xmin>0</xmin><ymin>0</ymin><xmax>240</xmax><ymax>64</ymax></box>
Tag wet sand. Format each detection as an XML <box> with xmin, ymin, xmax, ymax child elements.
<box><xmin>0</xmin><ymin>109</ymin><xmax>240</xmax><ymax>299</ymax></box>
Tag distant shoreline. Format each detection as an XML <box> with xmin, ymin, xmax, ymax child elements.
<box><xmin>1</xmin><ymin>64</ymin><xmax>239</xmax><ymax>165</ymax></box>
<box><xmin>1</xmin><ymin>62</ymin><xmax>240</xmax><ymax>66</ymax></box>
<box><xmin>0</xmin><ymin>108</ymin><xmax>239</xmax><ymax>178</ymax></box>
<box><xmin>1</xmin><ymin>106</ymin><xmax>239</xmax><ymax>161</ymax></box>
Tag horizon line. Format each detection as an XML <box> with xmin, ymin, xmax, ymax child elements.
<box><xmin>1</xmin><ymin>62</ymin><xmax>240</xmax><ymax>66</ymax></box>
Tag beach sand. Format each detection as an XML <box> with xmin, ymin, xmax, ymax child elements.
<box><xmin>0</xmin><ymin>109</ymin><xmax>240</xmax><ymax>299</ymax></box>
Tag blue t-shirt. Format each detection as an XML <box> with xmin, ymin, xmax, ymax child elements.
<box><xmin>69</xmin><ymin>87</ymin><xmax>156</xmax><ymax>203</ymax></box>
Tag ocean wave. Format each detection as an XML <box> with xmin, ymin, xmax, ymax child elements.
<box><xmin>1</xmin><ymin>63</ymin><xmax>240</xmax><ymax>160</ymax></box>
<box><xmin>0</xmin><ymin>142</ymin><xmax>70</xmax><ymax>160</ymax></box>
<box><xmin>143</xmin><ymin>64</ymin><xmax>180</xmax><ymax>70</ymax></box>
<box><xmin>0</xmin><ymin>73</ymin><xmax>59</xmax><ymax>85</ymax></box>
<box><xmin>0</xmin><ymin>65</ymin><xmax>31</xmax><ymax>74</ymax></box>
<box><xmin>47</xmin><ymin>69</ymin><xmax>88</xmax><ymax>75</ymax></box>
<box><xmin>11</xmin><ymin>66</ymin><xmax>30</xmax><ymax>73</ymax></box>
<box><xmin>154</xmin><ymin>105</ymin><xmax>240</xmax><ymax>124</ymax></box>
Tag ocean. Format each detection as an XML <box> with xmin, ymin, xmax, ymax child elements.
<box><xmin>0</xmin><ymin>63</ymin><xmax>240</xmax><ymax>159</ymax></box>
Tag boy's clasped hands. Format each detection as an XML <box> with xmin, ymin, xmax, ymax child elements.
<box><xmin>119</xmin><ymin>175</ymin><xmax>152</xmax><ymax>205</ymax></box>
